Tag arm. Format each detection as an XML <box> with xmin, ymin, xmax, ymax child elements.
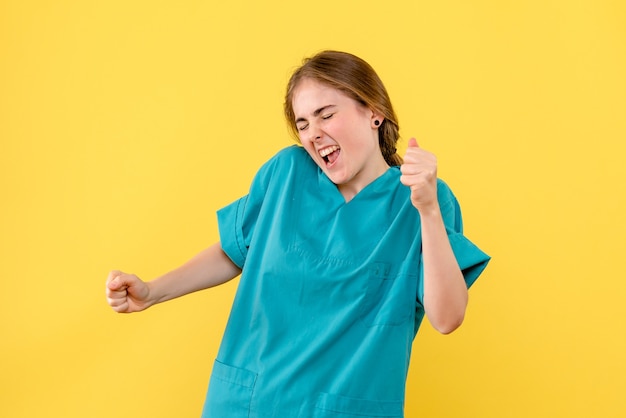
<box><xmin>400</xmin><ymin>138</ymin><xmax>467</xmax><ymax>334</ymax></box>
<box><xmin>418</xmin><ymin>206</ymin><xmax>468</xmax><ymax>334</ymax></box>
<box><xmin>106</xmin><ymin>242</ymin><xmax>241</xmax><ymax>313</ymax></box>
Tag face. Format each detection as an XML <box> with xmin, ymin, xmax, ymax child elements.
<box><xmin>292</xmin><ymin>78</ymin><xmax>389</xmax><ymax>200</ymax></box>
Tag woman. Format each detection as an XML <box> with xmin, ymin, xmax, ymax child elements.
<box><xmin>106</xmin><ymin>50</ymin><xmax>490</xmax><ymax>417</ymax></box>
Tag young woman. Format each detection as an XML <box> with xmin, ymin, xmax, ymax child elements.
<box><xmin>106</xmin><ymin>50</ymin><xmax>490</xmax><ymax>417</ymax></box>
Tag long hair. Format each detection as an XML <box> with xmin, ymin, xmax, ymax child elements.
<box><xmin>284</xmin><ymin>50</ymin><xmax>403</xmax><ymax>166</ymax></box>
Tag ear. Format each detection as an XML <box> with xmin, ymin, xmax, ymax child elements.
<box><xmin>370</xmin><ymin>110</ymin><xmax>385</xmax><ymax>129</ymax></box>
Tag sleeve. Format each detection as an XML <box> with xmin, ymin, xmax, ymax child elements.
<box><xmin>416</xmin><ymin>180</ymin><xmax>491</xmax><ymax>305</ymax></box>
<box><xmin>216</xmin><ymin>154</ymin><xmax>278</xmax><ymax>269</ymax></box>
<box><xmin>438</xmin><ymin>179</ymin><xmax>490</xmax><ymax>288</ymax></box>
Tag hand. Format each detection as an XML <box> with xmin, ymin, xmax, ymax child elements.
<box><xmin>400</xmin><ymin>138</ymin><xmax>438</xmax><ymax>212</ymax></box>
<box><xmin>106</xmin><ymin>270</ymin><xmax>152</xmax><ymax>313</ymax></box>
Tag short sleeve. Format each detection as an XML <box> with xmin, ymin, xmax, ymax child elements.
<box><xmin>217</xmin><ymin>196</ymin><xmax>251</xmax><ymax>269</ymax></box>
<box><xmin>439</xmin><ymin>180</ymin><xmax>490</xmax><ymax>287</ymax></box>
<box><xmin>416</xmin><ymin>180</ymin><xmax>491</xmax><ymax>305</ymax></box>
<box><xmin>216</xmin><ymin>155</ymin><xmax>277</xmax><ymax>269</ymax></box>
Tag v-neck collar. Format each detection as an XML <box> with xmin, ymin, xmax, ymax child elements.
<box><xmin>317</xmin><ymin>166</ymin><xmax>399</xmax><ymax>205</ymax></box>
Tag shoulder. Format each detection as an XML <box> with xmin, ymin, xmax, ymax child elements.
<box><xmin>273</xmin><ymin>145</ymin><xmax>312</xmax><ymax>164</ymax></box>
<box><xmin>250</xmin><ymin>145</ymin><xmax>314</xmax><ymax>190</ymax></box>
<box><xmin>436</xmin><ymin>178</ymin><xmax>458</xmax><ymax>207</ymax></box>
<box><xmin>260</xmin><ymin>145</ymin><xmax>312</xmax><ymax>172</ymax></box>
<box><xmin>435</xmin><ymin>178</ymin><xmax>465</xmax><ymax>231</ymax></box>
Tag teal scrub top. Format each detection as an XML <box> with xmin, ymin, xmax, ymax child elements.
<box><xmin>202</xmin><ymin>146</ymin><xmax>490</xmax><ymax>418</ymax></box>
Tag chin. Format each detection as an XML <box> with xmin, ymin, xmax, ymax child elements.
<box><xmin>327</xmin><ymin>172</ymin><xmax>350</xmax><ymax>187</ymax></box>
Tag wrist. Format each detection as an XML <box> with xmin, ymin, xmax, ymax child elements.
<box><xmin>145</xmin><ymin>279</ymin><xmax>162</xmax><ymax>306</ymax></box>
<box><xmin>417</xmin><ymin>202</ymin><xmax>441</xmax><ymax>220</ymax></box>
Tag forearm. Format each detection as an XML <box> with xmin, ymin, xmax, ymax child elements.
<box><xmin>147</xmin><ymin>242</ymin><xmax>241</xmax><ymax>306</ymax></box>
<box><xmin>420</xmin><ymin>206</ymin><xmax>468</xmax><ymax>334</ymax></box>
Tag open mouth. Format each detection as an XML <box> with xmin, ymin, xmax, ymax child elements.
<box><xmin>319</xmin><ymin>145</ymin><xmax>340</xmax><ymax>166</ymax></box>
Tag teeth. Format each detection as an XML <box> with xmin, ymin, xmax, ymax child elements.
<box><xmin>319</xmin><ymin>145</ymin><xmax>339</xmax><ymax>158</ymax></box>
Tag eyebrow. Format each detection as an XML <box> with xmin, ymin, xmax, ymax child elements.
<box><xmin>295</xmin><ymin>104</ymin><xmax>336</xmax><ymax>124</ymax></box>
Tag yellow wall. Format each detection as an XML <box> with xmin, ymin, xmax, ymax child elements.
<box><xmin>1</xmin><ymin>1</ymin><xmax>625</xmax><ymax>416</ymax></box>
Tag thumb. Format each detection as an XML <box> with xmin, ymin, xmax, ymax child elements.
<box><xmin>106</xmin><ymin>270</ymin><xmax>126</xmax><ymax>290</ymax></box>
<box><xmin>408</xmin><ymin>138</ymin><xmax>419</xmax><ymax>148</ymax></box>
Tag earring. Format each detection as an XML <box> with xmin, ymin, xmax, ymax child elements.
<box><xmin>374</xmin><ymin>120</ymin><xmax>380</xmax><ymax>126</ymax></box>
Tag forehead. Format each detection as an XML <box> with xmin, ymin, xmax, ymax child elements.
<box><xmin>291</xmin><ymin>79</ymin><xmax>351</xmax><ymax>117</ymax></box>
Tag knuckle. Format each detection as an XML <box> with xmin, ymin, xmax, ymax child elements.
<box><xmin>113</xmin><ymin>303</ymin><xmax>128</xmax><ymax>313</ymax></box>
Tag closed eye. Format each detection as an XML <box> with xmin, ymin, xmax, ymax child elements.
<box><xmin>294</xmin><ymin>105</ymin><xmax>336</xmax><ymax>131</ymax></box>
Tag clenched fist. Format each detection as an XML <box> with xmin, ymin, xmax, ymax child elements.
<box><xmin>399</xmin><ymin>138</ymin><xmax>438</xmax><ymax>212</ymax></box>
<box><xmin>105</xmin><ymin>270</ymin><xmax>152</xmax><ymax>313</ymax></box>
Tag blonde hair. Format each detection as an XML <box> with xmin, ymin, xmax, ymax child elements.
<box><xmin>284</xmin><ymin>50</ymin><xmax>403</xmax><ymax>166</ymax></box>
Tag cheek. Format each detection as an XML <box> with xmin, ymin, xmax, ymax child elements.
<box><xmin>301</xmin><ymin>140</ymin><xmax>317</xmax><ymax>159</ymax></box>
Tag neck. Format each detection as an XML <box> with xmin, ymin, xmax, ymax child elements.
<box><xmin>338</xmin><ymin>157</ymin><xmax>390</xmax><ymax>203</ymax></box>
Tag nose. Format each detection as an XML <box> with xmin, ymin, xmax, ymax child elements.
<box><xmin>307</xmin><ymin>124</ymin><xmax>322</xmax><ymax>143</ymax></box>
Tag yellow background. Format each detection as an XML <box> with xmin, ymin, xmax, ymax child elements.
<box><xmin>1</xmin><ymin>0</ymin><xmax>625</xmax><ymax>417</ymax></box>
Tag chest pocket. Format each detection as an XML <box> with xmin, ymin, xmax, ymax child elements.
<box><xmin>360</xmin><ymin>260</ymin><xmax>419</xmax><ymax>327</ymax></box>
